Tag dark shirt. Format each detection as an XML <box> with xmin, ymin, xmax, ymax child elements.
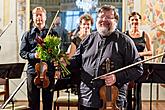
<box><xmin>19</xmin><ymin>27</ymin><xmax>58</xmax><ymax>75</ymax></box>
<box><xmin>68</xmin><ymin>30</ymin><xmax>143</xmax><ymax>108</ymax></box>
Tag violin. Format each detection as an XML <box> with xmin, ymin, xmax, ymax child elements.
<box><xmin>34</xmin><ymin>61</ymin><xmax>50</xmax><ymax>88</ymax></box>
<box><xmin>99</xmin><ymin>58</ymin><xmax>119</xmax><ymax>110</ymax></box>
<box><xmin>34</xmin><ymin>35</ymin><xmax>50</xmax><ymax>88</ymax></box>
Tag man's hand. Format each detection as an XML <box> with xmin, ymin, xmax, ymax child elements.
<box><xmin>53</xmin><ymin>57</ymin><xmax>67</xmax><ymax>67</ymax></box>
<box><xmin>54</xmin><ymin>70</ymin><xmax>61</xmax><ymax>79</ymax></box>
<box><xmin>35</xmin><ymin>52</ymin><xmax>39</xmax><ymax>59</ymax></box>
<box><xmin>60</xmin><ymin>57</ymin><xmax>68</xmax><ymax>67</ymax></box>
<box><xmin>53</xmin><ymin>57</ymin><xmax>69</xmax><ymax>78</ymax></box>
<box><xmin>100</xmin><ymin>74</ymin><xmax>116</xmax><ymax>86</ymax></box>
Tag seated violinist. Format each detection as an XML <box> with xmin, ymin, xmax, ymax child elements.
<box><xmin>19</xmin><ymin>6</ymin><xmax>58</xmax><ymax>110</ymax></box>
<box><xmin>60</xmin><ymin>5</ymin><xmax>143</xmax><ymax>110</ymax></box>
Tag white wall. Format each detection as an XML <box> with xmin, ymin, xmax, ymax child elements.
<box><xmin>0</xmin><ymin>0</ymin><xmax>27</xmax><ymax>101</ymax></box>
<box><xmin>0</xmin><ymin>0</ymin><xmax>3</xmax><ymax>30</ymax></box>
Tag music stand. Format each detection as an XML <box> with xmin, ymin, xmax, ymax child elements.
<box><xmin>136</xmin><ymin>63</ymin><xmax>165</xmax><ymax>110</ymax></box>
<box><xmin>0</xmin><ymin>63</ymin><xmax>25</xmax><ymax>79</ymax></box>
<box><xmin>137</xmin><ymin>63</ymin><xmax>165</xmax><ymax>83</ymax></box>
<box><xmin>0</xmin><ymin>63</ymin><xmax>25</xmax><ymax>109</ymax></box>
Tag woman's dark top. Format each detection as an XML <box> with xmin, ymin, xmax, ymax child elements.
<box><xmin>125</xmin><ymin>31</ymin><xmax>146</xmax><ymax>60</ymax></box>
<box><xmin>162</xmin><ymin>48</ymin><xmax>165</xmax><ymax>63</ymax></box>
<box><xmin>70</xmin><ymin>36</ymin><xmax>82</xmax><ymax>86</ymax></box>
<box><xmin>71</xmin><ymin>35</ymin><xmax>82</xmax><ymax>48</ymax></box>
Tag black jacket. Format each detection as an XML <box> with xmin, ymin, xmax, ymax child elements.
<box><xmin>68</xmin><ymin>30</ymin><xmax>143</xmax><ymax>108</ymax></box>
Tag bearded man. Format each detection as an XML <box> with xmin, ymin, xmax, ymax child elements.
<box><xmin>64</xmin><ymin>5</ymin><xmax>143</xmax><ymax>110</ymax></box>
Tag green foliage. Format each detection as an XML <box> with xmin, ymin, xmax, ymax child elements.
<box><xmin>36</xmin><ymin>35</ymin><xmax>70</xmax><ymax>77</ymax></box>
<box><xmin>36</xmin><ymin>35</ymin><xmax>61</xmax><ymax>61</ymax></box>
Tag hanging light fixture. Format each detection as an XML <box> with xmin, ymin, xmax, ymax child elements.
<box><xmin>76</xmin><ymin>0</ymin><xmax>98</xmax><ymax>12</ymax></box>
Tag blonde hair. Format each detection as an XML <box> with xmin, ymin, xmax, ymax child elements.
<box><xmin>32</xmin><ymin>6</ymin><xmax>46</xmax><ymax>14</ymax></box>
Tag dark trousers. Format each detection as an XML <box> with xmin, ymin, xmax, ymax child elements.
<box><xmin>126</xmin><ymin>83</ymin><xmax>142</xmax><ymax>110</ymax></box>
<box><xmin>79</xmin><ymin>105</ymin><xmax>99</xmax><ymax>110</ymax></box>
<box><xmin>134</xmin><ymin>83</ymin><xmax>142</xmax><ymax>110</ymax></box>
<box><xmin>27</xmin><ymin>73</ymin><xmax>54</xmax><ymax>110</ymax></box>
<box><xmin>127</xmin><ymin>89</ymin><xmax>133</xmax><ymax>110</ymax></box>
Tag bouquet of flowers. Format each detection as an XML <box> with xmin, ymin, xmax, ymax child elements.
<box><xmin>36</xmin><ymin>35</ymin><xmax>70</xmax><ymax>77</ymax></box>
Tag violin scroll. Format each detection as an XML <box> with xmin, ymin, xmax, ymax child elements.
<box><xmin>35</xmin><ymin>36</ymin><xmax>45</xmax><ymax>47</ymax></box>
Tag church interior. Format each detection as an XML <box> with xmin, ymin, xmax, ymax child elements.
<box><xmin>0</xmin><ymin>0</ymin><xmax>165</xmax><ymax>109</ymax></box>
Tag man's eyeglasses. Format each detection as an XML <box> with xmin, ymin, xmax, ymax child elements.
<box><xmin>97</xmin><ymin>16</ymin><xmax>115</xmax><ymax>20</ymax></box>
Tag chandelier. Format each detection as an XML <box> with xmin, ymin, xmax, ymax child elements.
<box><xmin>76</xmin><ymin>0</ymin><xmax>98</xmax><ymax>12</ymax></box>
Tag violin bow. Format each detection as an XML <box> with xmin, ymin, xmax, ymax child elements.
<box><xmin>46</xmin><ymin>10</ymin><xmax>60</xmax><ymax>37</ymax></box>
<box><xmin>92</xmin><ymin>52</ymin><xmax>165</xmax><ymax>81</ymax></box>
<box><xmin>0</xmin><ymin>21</ymin><xmax>12</xmax><ymax>38</ymax></box>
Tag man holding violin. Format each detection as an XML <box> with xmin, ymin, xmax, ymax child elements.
<box><xmin>61</xmin><ymin>5</ymin><xmax>143</xmax><ymax>110</ymax></box>
<box><xmin>19</xmin><ymin>7</ymin><xmax>58</xmax><ymax>110</ymax></box>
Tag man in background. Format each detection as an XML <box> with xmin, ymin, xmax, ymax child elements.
<box><xmin>53</xmin><ymin>16</ymin><xmax>70</xmax><ymax>52</ymax></box>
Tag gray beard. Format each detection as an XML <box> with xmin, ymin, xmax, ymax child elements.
<box><xmin>97</xmin><ymin>27</ymin><xmax>111</xmax><ymax>36</ymax></box>
<box><xmin>97</xmin><ymin>25</ymin><xmax>116</xmax><ymax>37</ymax></box>
<box><xmin>96</xmin><ymin>21</ymin><xmax>117</xmax><ymax>37</ymax></box>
